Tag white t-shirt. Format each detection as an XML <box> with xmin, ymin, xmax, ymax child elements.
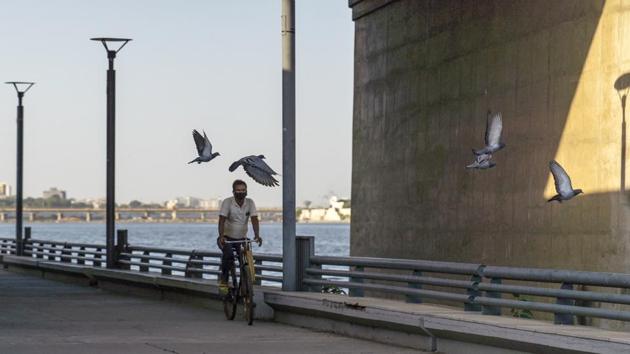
<box><xmin>219</xmin><ymin>197</ymin><xmax>258</xmax><ymax>239</ymax></box>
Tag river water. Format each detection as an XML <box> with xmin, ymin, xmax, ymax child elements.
<box><xmin>0</xmin><ymin>222</ymin><xmax>350</xmax><ymax>256</ymax></box>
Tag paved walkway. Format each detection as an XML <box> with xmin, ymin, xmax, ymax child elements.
<box><xmin>0</xmin><ymin>269</ymin><xmax>422</xmax><ymax>353</ymax></box>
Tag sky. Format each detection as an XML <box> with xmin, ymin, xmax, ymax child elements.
<box><xmin>0</xmin><ymin>0</ymin><xmax>354</xmax><ymax>208</ymax></box>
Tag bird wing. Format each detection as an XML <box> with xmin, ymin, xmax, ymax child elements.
<box><xmin>485</xmin><ymin>112</ymin><xmax>503</xmax><ymax>147</ymax></box>
<box><xmin>476</xmin><ymin>153</ymin><xmax>492</xmax><ymax>163</ymax></box>
<box><xmin>243</xmin><ymin>163</ymin><xmax>279</xmax><ymax>187</ymax></box>
<box><xmin>229</xmin><ymin>159</ymin><xmax>244</xmax><ymax>172</ymax></box>
<box><xmin>192</xmin><ymin>130</ymin><xmax>206</xmax><ymax>156</ymax></box>
<box><xmin>201</xmin><ymin>130</ymin><xmax>213</xmax><ymax>157</ymax></box>
<box><xmin>251</xmin><ymin>156</ymin><xmax>278</xmax><ymax>175</ymax></box>
<box><xmin>549</xmin><ymin>160</ymin><xmax>573</xmax><ymax>196</ymax></box>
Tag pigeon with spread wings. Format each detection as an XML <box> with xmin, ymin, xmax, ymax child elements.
<box><xmin>229</xmin><ymin>155</ymin><xmax>279</xmax><ymax>187</ymax></box>
<box><xmin>473</xmin><ymin>111</ymin><xmax>505</xmax><ymax>156</ymax></box>
<box><xmin>188</xmin><ymin>129</ymin><xmax>220</xmax><ymax>164</ymax></box>
<box><xmin>548</xmin><ymin>160</ymin><xmax>583</xmax><ymax>203</ymax></box>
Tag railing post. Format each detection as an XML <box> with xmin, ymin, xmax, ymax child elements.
<box><xmin>47</xmin><ymin>244</ymin><xmax>56</xmax><ymax>261</ymax></box>
<box><xmin>93</xmin><ymin>248</ymin><xmax>103</xmax><ymax>267</ymax></box>
<box><xmin>35</xmin><ymin>242</ymin><xmax>43</xmax><ymax>259</ymax></box>
<box><xmin>349</xmin><ymin>266</ymin><xmax>365</xmax><ymax>297</ymax></box>
<box><xmin>61</xmin><ymin>243</ymin><xmax>71</xmax><ymax>263</ymax></box>
<box><xmin>21</xmin><ymin>226</ymin><xmax>31</xmax><ymax>257</ymax></box>
<box><xmin>0</xmin><ymin>239</ymin><xmax>8</xmax><ymax>254</ymax></box>
<box><xmin>254</xmin><ymin>259</ymin><xmax>262</xmax><ymax>286</ymax></box>
<box><xmin>162</xmin><ymin>252</ymin><xmax>172</xmax><ymax>276</ymax></box>
<box><xmin>185</xmin><ymin>251</ymin><xmax>202</xmax><ymax>278</ymax></box>
<box><xmin>77</xmin><ymin>246</ymin><xmax>86</xmax><ymax>265</ymax></box>
<box><xmin>116</xmin><ymin>229</ymin><xmax>128</xmax><ymax>269</ymax></box>
<box><xmin>140</xmin><ymin>250</ymin><xmax>150</xmax><ymax>272</ymax></box>
<box><xmin>465</xmin><ymin>274</ymin><xmax>482</xmax><ymax>311</ymax></box>
<box><xmin>296</xmin><ymin>236</ymin><xmax>315</xmax><ymax>291</ymax></box>
<box><xmin>406</xmin><ymin>269</ymin><xmax>423</xmax><ymax>303</ymax></box>
<box><xmin>555</xmin><ymin>282</ymin><xmax>575</xmax><ymax>325</ymax></box>
<box><xmin>482</xmin><ymin>277</ymin><xmax>502</xmax><ymax>315</ymax></box>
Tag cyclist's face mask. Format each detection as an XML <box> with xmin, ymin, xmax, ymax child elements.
<box><xmin>233</xmin><ymin>187</ymin><xmax>247</xmax><ymax>200</ymax></box>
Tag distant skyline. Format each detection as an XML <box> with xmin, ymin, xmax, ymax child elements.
<box><xmin>0</xmin><ymin>1</ymin><xmax>353</xmax><ymax>207</ymax></box>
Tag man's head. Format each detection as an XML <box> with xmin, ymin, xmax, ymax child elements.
<box><xmin>232</xmin><ymin>179</ymin><xmax>247</xmax><ymax>200</ymax></box>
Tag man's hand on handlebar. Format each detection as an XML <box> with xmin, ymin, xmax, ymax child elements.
<box><xmin>254</xmin><ymin>235</ymin><xmax>263</xmax><ymax>247</ymax></box>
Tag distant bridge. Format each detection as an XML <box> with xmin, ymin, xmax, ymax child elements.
<box><xmin>0</xmin><ymin>208</ymin><xmax>283</xmax><ymax>222</ymax></box>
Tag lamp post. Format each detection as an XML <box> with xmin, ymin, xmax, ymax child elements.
<box><xmin>614</xmin><ymin>74</ymin><xmax>630</xmax><ymax>194</ymax></box>
<box><xmin>282</xmin><ymin>0</ymin><xmax>297</xmax><ymax>291</ymax></box>
<box><xmin>5</xmin><ymin>82</ymin><xmax>35</xmax><ymax>256</ymax></box>
<box><xmin>90</xmin><ymin>37</ymin><xmax>131</xmax><ymax>268</ymax></box>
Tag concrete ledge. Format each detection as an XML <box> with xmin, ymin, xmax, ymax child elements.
<box><xmin>1</xmin><ymin>255</ymin><xmax>275</xmax><ymax>320</ymax></box>
<box><xmin>265</xmin><ymin>291</ymin><xmax>630</xmax><ymax>353</ymax></box>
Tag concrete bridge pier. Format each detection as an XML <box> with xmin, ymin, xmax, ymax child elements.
<box><xmin>0</xmin><ymin>213</ymin><xmax>5</xmax><ymax>222</ymax></box>
<box><xmin>171</xmin><ymin>210</ymin><xmax>177</xmax><ymax>221</ymax></box>
<box><xmin>115</xmin><ymin>212</ymin><xmax>120</xmax><ymax>221</ymax></box>
<box><xmin>200</xmin><ymin>212</ymin><xmax>205</xmax><ymax>221</ymax></box>
<box><xmin>143</xmin><ymin>211</ymin><xmax>149</xmax><ymax>219</ymax></box>
<box><xmin>85</xmin><ymin>212</ymin><xmax>91</xmax><ymax>222</ymax></box>
<box><xmin>56</xmin><ymin>213</ymin><xmax>63</xmax><ymax>222</ymax></box>
<box><xmin>29</xmin><ymin>212</ymin><xmax>34</xmax><ymax>222</ymax></box>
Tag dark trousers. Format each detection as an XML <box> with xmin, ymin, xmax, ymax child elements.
<box><xmin>220</xmin><ymin>238</ymin><xmax>243</xmax><ymax>283</ymax></box>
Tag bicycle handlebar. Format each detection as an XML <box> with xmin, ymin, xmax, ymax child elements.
<box><xmin>223</xmin><ymin>239</ymin><xmax>253</xmax><ymax>244</ymax></box>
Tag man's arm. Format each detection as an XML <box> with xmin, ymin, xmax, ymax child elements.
<box><xmin>218</xmin><ymin>215</ymin><xmax>226</xmax><ymax>246</ymax></box>
<box><xmin>251</xmin><ymin>216</ymin><xmax>262</xmax><ymax>246</ymax></box>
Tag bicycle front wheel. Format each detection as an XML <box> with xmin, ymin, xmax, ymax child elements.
<box><xmin>241</xmin><ymin>267</ymin><xmax>255</xmax><ymax>325</ymax></box>
<box><xmin>223</xmin><ymin>267</ymin><xmax>237</xmax><ymax>320</ymax></box>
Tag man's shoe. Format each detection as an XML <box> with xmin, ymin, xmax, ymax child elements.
<box><xmin>219</xmin><ymin>281</ymin><xmax>229</xmax><ymax>296</ymax></box>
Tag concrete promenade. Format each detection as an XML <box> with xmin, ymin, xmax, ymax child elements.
<box><xmin>0</xmin><ymin>269</ymin><xmax>420</xmax><ymax>354</ymax></box>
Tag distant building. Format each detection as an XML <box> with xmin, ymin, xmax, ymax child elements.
<box><xmin>43</xmin><ymin>187</ymin><xmax>66</xmax><ymax>200</ymax></box>
<box><xmin>298</xmin><ymin>196</ymin><xmax>351</xmax><ymax>222</ymax></box>
<box><xmin>200</xmin><ymin>198</ymin><xmax>222</xmax><ymax>209</ymax></box>
<box><xmin>165</xmin><ymin>196</ymin><xmax>207</xmax><ymax>209</ymax></box>
<box><xmin>0</xmin><ymin>182</ymin><xmax>12</xmax><ymax>198</ymax></box>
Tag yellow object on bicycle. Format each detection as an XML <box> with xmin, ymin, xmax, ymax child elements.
<box><xmin>245</xmin><ymin>244</ymin><xmax>256</xmax><ymax>281</ymax></box>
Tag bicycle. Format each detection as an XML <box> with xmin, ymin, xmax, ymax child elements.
<box><xmin>221</xmin><ymin>238</ymin><xmax>256</xmax><ymax>325</ymax></box>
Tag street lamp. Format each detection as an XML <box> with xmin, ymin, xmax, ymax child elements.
<box><xmin>282</xmin><ymin>0</ymin><xmax>297</xmax><ymax>291</ymax></box>
<box><xmin>90</xmin><ymin>37</ymin><xmax>132</xmax><ymax>268</ymax></box>
<box><xmin>614</xmin><ymin>73</ymin><xmax>630</xmax><ymax>193</ymax></box>
<box><xmin>5</xmin><ymin>81</ymin><xmax>35</xmax><ymax>256</ymax></box>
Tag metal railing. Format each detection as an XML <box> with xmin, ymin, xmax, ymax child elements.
<box><xmin>294</xmin><ymin>236</ymin><xmax>630</xmax><ymax>324</ymax></box>
<box><xmin>1</xmin><ymin>228</ymin><xmax>284</xmax><ymax>286</ymax></box>
<box><xmin>4</xmin><ymin>231</ymin><xmax>630</xmax><ymax>325</ymax></box>
<box><xmin>118</xmin><ymin>245</ymin><xmax>283</xmax><ymax>285</ymax></box>
<box><xmin>0</xmin><ymin>237</ymin><xmax>16</xmax><ymax>255</ymax></box>
<box><xmin>26</xmin><ymin>238</ymin><xmax>107</xmax><ymax>266</ymax></box>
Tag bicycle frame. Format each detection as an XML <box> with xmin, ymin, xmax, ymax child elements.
<box><xmin>222</xmin><ymin>239</ymin><xmax>256</xmax><ymax>324</ymax></box>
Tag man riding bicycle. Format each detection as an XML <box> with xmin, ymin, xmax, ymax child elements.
<box><xmin>218</xmin><ymin>179</ymin><xmax>263</xmax><ymax>295</ymax></box>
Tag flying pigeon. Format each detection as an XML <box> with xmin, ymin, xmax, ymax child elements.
<box><xmin>473</xmin><ymin>111</ymin><xmax>505</xmax><ymax>155</ymax></box>
<box><xmin>188</xmin><ymin>129</ymin><xmax>220</xmax><ymax>164</ymax></box>
<box><xmin>548</xmin><ymin>160</ymin><xmax>583</xmax><ymax>203</ymax></box>
<box><xmin>466</xmin><ymin>153</ymin><xmax>496</xmax><ymax>169</ymax></box>
<box><xmin>229</xmin><ymin>155</ymin><xmax>279</xmax><ymax>187</ymax></box>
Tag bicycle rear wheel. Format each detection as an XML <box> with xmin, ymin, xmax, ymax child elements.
<box><xmin>223</xmin><ymin>267</ymin><xmax>237</xmax><ymax>320</ymax></box>
<box><xmin>241</xmin><ymin>267</ymin><xmax>255</xmax><ymax>325</ymax></box>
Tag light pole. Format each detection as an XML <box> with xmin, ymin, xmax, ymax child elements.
<box><xmin>282</xmin><ymin>0</ymin><xmax>297</xmax><ymax>291</ymax></box>
<box><xmin>90</xmin><ymin>37</ymin><xmax>131</xmax><ymax>268</ymax></box>
<box><xmin>614</xmin><ymin>73</ymin><xmax>630</xmax><ymax>194</ymax></box>
<box><xmin>5</xmin><ymin>81</ymin><xmax>35</xmax><ymax>256</ymax></box>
